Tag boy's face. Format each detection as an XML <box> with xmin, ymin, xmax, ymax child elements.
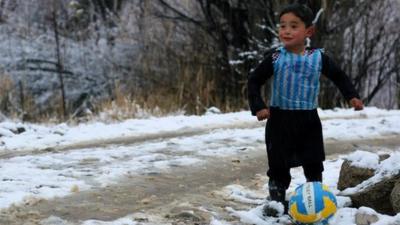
<box><xmin>279</xmin><ymin>12</ymin><xmax>314</xmax><ymax>53</ymax></box>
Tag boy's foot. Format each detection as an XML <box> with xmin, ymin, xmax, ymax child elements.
<box><xmin>264</xmin><ymin>179</ymin><xmax>288</xmax><ymax>217</ymax></box>
<box><xmin>262</xmin><ymin>200</ymin><xmax>288</xmax><ymax>217</ymax></box>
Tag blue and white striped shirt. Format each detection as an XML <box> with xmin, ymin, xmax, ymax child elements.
<box><xmin>270</xmin><ymin>47</ymin><xmax>323</xmax><ymax>110</ymax></box>
<box><xmin>248</xmin><ymin>47</ymin><xmax>359</xmax><ymax>115</ymax></box>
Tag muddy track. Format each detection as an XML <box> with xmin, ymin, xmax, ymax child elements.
<box><xmin>1</xmin><ymin>135</ymin><xmax>399</xmax><ymax>225</ymax></box>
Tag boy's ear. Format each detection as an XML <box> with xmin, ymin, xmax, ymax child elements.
<box><xmin>306</xmin><ymin>25</ymin><xmax>315</xmax><ymax>37</ymax></box>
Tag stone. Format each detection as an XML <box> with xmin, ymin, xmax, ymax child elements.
<box><xmin>379</xmin><ymin>154</ymin><xmax>390</xmax><ymax>162</ymax></box>
<box><xmin>390</xmin><ymin>181</ymin><xmax>400</xmax><ymax>213</ymax></box>
<box><xmin>337</xmin><ymin>160</ymin><xmax>376</xmax><ymax>191</ymax></box>
<box><xmin>172</xmin><ymin>211</ymin><xmax>202</xmax><ymax>221</ymax></box>
<box><xmin>40</xmin><ymin>216</ymin><xmax>72</xmax><ymax>225</ymax></box>
<box><xmin>355</xmin><ymin>210</ymin><xmax>379</xmax><ymax>225</ymax></box>
<box><xmin>349</xmin><ymin>174</ymin><xmax>400</xmax><ymax>215</ymax></box>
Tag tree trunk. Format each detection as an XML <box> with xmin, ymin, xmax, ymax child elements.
<box><xmin>52</xmin><ymin>7</ymin><xmax>67</xmax><ymax>120</ymax></box>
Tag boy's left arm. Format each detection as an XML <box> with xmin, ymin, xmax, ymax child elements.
<box><xmin>321</xmin><ymin>53</ymin><xmax>364</xmax><ymax>111</ymax></box>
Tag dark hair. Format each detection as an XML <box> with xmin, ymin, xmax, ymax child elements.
<box><xmin>279</xmin><ymin>3</ymin><xmax>314</xmax><ymax>27</ymax></box>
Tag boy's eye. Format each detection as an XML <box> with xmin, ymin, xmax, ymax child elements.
<box><xmin>291</xmin><ymin>25</ymin><xmax>298</xmax><ymax>29</ymax></box>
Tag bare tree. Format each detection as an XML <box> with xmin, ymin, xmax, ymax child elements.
<box><xmin>151</xmin><ymin>0</ymin><xmax>280</xmax><ymax>111</ymax></box>
<box><xmin>51</xmin><ymin>1</ymin><xmax>67</xmax><ymax>119</ymax></box>
<box><xmin>319</xmin><ymin>0</ymin><xmax>400</xmax><ymax>108</ymax></box>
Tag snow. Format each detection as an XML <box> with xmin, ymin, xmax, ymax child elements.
<box><xmin>1</xmin><ymin>107</ymin><xmax>400</xmax><ymax>153</ymax></box>
<box><xmin>210</xmin><ymin>218</ymin><xmax>232</xmax><ymax>225</ymax></box>
<box><xmin>41</xmin><ymin>216</ymin><xmax>140</xmax><ymax>225</ymax></box>
<box><xmin>0</xmin><ymin>107</ymin><xmax>400</xmax><ymax>224</ymax></box>
<box><xmin>0</xmin><ymin>111</ymin><xmax>257</xmax><ymax>152</ymax></box>
<box><xmin>329</xmin><ymin>207</ymin><xmax>400</xmax><ymax>225</ymax></box>
<box><xmin>223</xmin><ymin>185</ymin><xmax>265</xmax><ymax>205</ymax></box>
<box><xmin>345</xmin><ymin>150</ymin><xmax>380</xmax><ymax>169</ymax></box>
<box><xmin>0</xmin><ymin>154</ymin><xmax>90</xmax><ymax>208</ymax></box>
<box><xmin>82</xmin><ymin>218</ymin><xmax>137</xmax><ymax>225</ymax></box>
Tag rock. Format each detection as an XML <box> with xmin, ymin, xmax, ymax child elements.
<box><xmin>8</xmin><ymin>126</ymin><xmax>26</xmax><ymax>134</ymax></box>
<box><xmin>16</xmin><ymin>127</ymin><xmax>26</xmax><ymax>134</ymax></box>
<box><xmin>169</xmin><ymin>206</ymin><xmax>211</xmax><ymax>224</ymax></box>
<box><xmin>355</xmin><ymin>209</ymin><xmax>379</xmax><ymax>225</ymax></box>
<box><xmin>139</xmin><ymin>195</ymin><xmax>158</xmax><ymax>204</ymax></box>
<box><xmin>40</xmin><ymin>216</ymin><xmax>72</xmax><ymax>225</ymax></box>
<box><xmin>172</xmin><ymin>211</ymin><xmax>202</xmax><ymax>222</ymax></box>
<box><xmin>71</xmin><ymin>92</ymin><xmax>94</xmax><ymax>121</ymax></box>
<box><xmin>390</xmin><ymin>181</ymin><xmax>400</xmax><ymax>213</ymax></box>
<box><xmin>70</xmin><ymin>185</ymin><xmax>79</xmax><ymax>193</ymax></box>
<box><xmin>23</xmin><ymin>196</ymin><xmax>44</xmax><ymax>207</ymax></box>
<box><xmin>349</xmin><ymin>174</ymin><xmax>400</xmax><ymax>215</ymax></box>
<box><xmin>337</xmin><ymin>160</ymin><xmax>376</xmax><ymax>191</ymax></box>
<box><xmin>205</xmin><ymin>106</ymin><xmax>221</xmax><ymax>115</ymax></box>
<box><xmin>379</xmin><ymin>154</ymin><xmax>390</xmax><ymax>162</ymax></box>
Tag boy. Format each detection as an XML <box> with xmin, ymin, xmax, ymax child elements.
<box><xmin>247</xmin><ymin>3</ymin><xmax>363</xmax><ymax>216</ymax></box>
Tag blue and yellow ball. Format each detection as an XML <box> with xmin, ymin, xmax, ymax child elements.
<box><xmin>288</xmin><ymin>182</ymin><xmax>337</xmax><ymax>225</ymax></box>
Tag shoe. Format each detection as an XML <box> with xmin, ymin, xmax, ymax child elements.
<box><xmin>262</xmin><ymin>200</ymin><xmax>289</xmax><ymax>217</ymax></box>
<box><xmin>263</xmin><ymin>180</ymin><xmax>288</xmax><ymax>217</ymax></box>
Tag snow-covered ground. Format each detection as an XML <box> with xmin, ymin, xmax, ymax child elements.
<box><xmin>216</xmin><ymin>151</ymin><xmax>400</xmax><ymax>225</ymax></box>
<box><xmin>1</xmin><ymin>107</ymin><xmax>400</xmax><ymax>152</ymax></box>
<box><xmin>1</xmin><ymin>107</ymin><xmax>400</xmax><ymax>224</ymax></box>
<box><xmin>76</xmin><ymin>152</ymin><xmax>400</xmax><ymax>225</ymax></box>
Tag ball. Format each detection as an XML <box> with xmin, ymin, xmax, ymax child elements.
<box><xmin>288</xmin><ymin>182</ymin><xmax>337</xmax><ymax>225</ymax></box>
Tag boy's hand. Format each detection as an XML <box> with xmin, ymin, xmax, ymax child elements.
<box><xmin>256</xmin><ymin>108</ymin><xmax>270</xmax><ymax>121</ymax></box>
<box><xmin>350</xmin><ymin>98</ymin><xmax>364</xmax><ymax>111</ymax></box>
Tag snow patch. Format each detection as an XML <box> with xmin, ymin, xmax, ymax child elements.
<box><xmin>345</xmin><ymin>150</ymin><xmax>380</xmax><ymax>169</ymax></box>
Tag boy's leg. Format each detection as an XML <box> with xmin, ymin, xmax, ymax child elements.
<box><xmin>265</xmin><ymin>124</ymin><xmax>291</xmax><ymax>199</ymax></box>
<box><xmin>264</xmin><ymin>167</ymin><xmax>291</xmax><ymax>216</ymax></box>
<box><xmin>303</xmin><ymin>162</ymin><xmax>324</xmax><ymax>182</ymax></box>
<box><xmin>267</xmin><ymin>167</ymin><xmax>291</xmax><ymax>195</ymax></box>
<box><xmin>267</xmin><ymin>179</ymin><xmax>287</xmax><ymax>207</ymax></box>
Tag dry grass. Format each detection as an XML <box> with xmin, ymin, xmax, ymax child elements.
<box><xmin>0</xmin><ymin>75</ymin><xmax>13</xmax><ymax>95</ymax></box>
<box><xmin>0</xmin><ymin>75</ymin><xmax>19</xmax><ymax>119</ymax></box>
<box><xmin>95</xmin><ymin>87</ymin><xmax>186</xmax><ymax>122</ymax></box>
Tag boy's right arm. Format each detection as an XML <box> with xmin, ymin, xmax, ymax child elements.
<box><xmin>247</xmin><ymin>53</ymin><xmax>274</xmax><ymax>118</ymax></box>
<box><xmin>256</xmin><ymin>108</ymin><xmax>270</xmax><ymax>121</ymax></box>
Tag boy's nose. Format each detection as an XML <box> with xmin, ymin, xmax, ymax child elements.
<box><xmin>284</xmin><ymin>29</ymin><xmax>291</xmax><ymax>34</ymax></box>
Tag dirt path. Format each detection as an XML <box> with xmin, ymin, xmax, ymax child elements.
<box><xmin>1</xmin><ymin>135</ymin><xmax>399</xmax><ymax>225</ymax></box>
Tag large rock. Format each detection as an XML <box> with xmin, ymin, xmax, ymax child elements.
<box><xmin>349</xmin><ymin>174</ymin><xmax>400</xmax><ymax>215</ymax></box>
<box><xmin>337</xmin><ymin>159</ymin><xmax>376</xmax><ymax>191</ymax></box>
<box><xmin>390</xmin><ymin>180</ymin><xmax>400</xmax><ymax>213</ymax></box>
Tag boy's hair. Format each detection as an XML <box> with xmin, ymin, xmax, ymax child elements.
<box><xmin>279</xmin><ymin>3</ymin><xmax>314</xmax><ymax>27</ymax></box>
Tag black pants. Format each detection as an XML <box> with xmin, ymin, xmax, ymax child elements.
<box><xmin>267</xmin><ymin>162</ymin><xmax>324</xmax><ymax>190</ymax></box>
<box><xmin>265</xmin><ymin>108</ymin><xmax>325</xmax><ymax>169</ymax></box>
